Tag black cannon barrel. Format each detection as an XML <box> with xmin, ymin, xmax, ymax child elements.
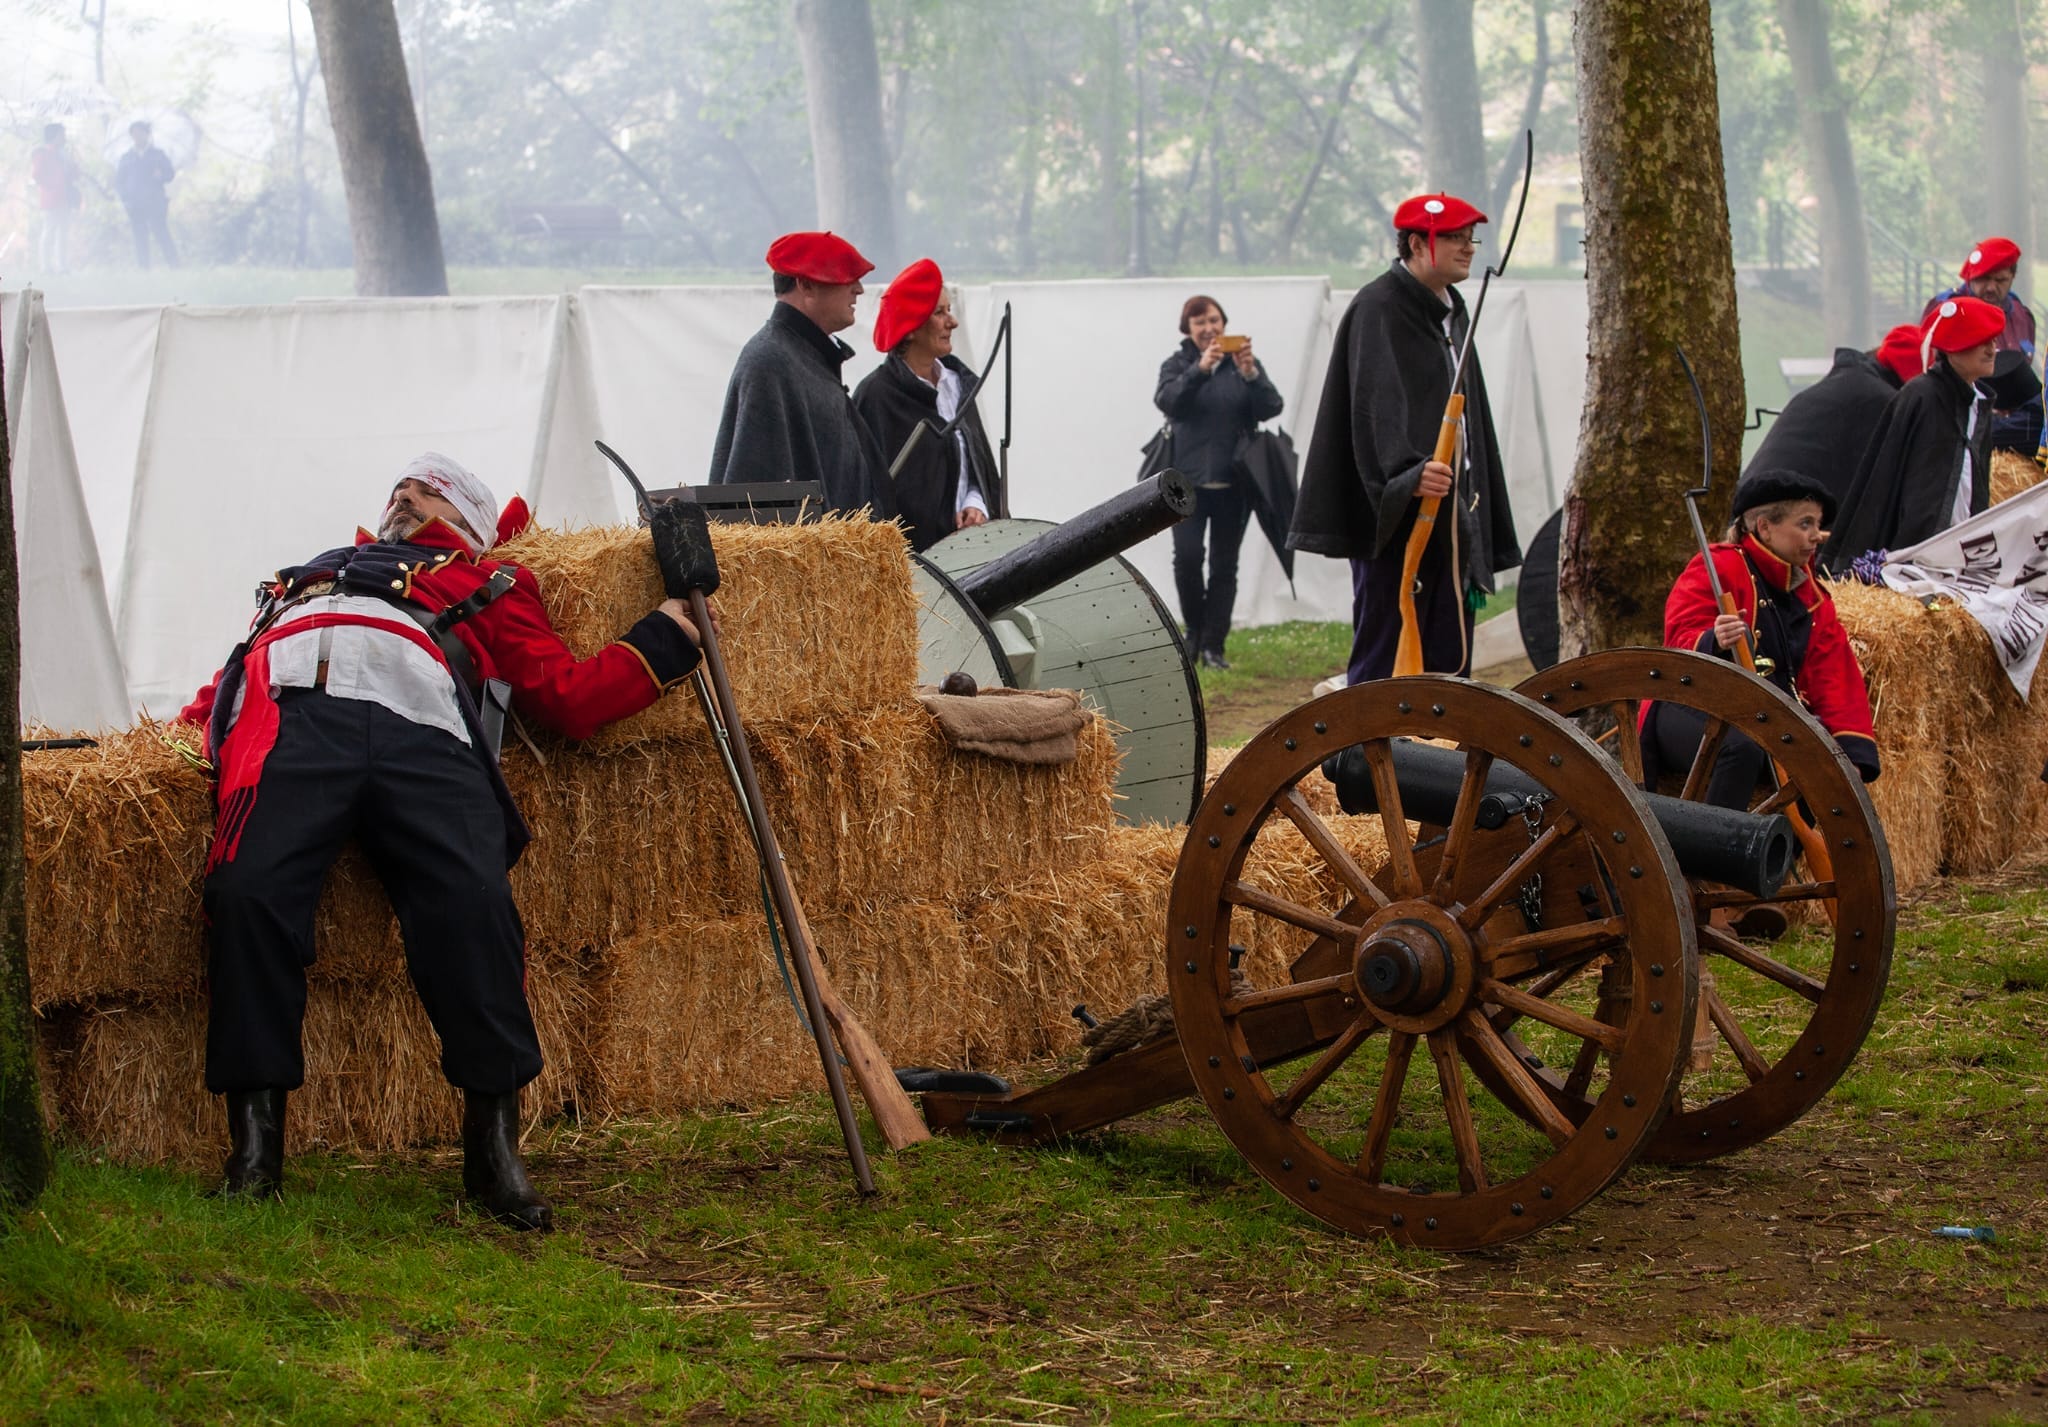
<box><xmin>1322</xmin><ymin>739</ymin><xmax>1796</xmax><ymax>901</ymax></box>
<box><xmin>955</xmin><ymin>469</ymin><xmax>1195</xmax><ymax>616</ymax></box>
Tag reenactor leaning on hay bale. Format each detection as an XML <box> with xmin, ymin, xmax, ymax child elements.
<box><xmin>178</xmin><ymin>453</ymin><xmax>709</xmax><ymax>1230</ymax></box>
<box><xmin>1822</xmin><ymin>295</ymin><xmax>2006</xmax><ymax>573</ymax></box>
<box><xmin>1919</xmin><ymin>235</ymin><xmax>2041</xmax><ymax>456</ymax></box>
<box><xmin>1743</xmin><ymin>323</ymin><xmax>1924</xmax><ymax>509</ymax></box>
<box><xmin>707</xmin><ymin>230</ymin><xmax>898</xmax><ymax>521</ymax></box>
<box><xmin>1642</xmin><ymin>468</ymin><xmax>1880</xmax><ymax>832</ymax></box>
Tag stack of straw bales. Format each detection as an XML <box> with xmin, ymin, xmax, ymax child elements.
<box><xmin>25</xmin><ymin>518</ymin><xmax>1385</xmax><ymax>1166</ymax></box>
<box><xmin>1829</xmin><ymin>457</ymin><xmax>2048</xmax><ymax>894</ymax></box>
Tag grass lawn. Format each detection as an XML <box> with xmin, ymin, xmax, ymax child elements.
<box><xmin>4</xmin><ymin>877</ymin><xmax>2045</xmax><ymax>1424</ymax></box>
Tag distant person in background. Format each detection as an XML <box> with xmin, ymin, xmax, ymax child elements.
<box><xmin>1289</xmin><ymin>193</ymin><xmax>1521</xmax><ymax>684</ymax></box>
<box><xmin>1822</xmin><ymin>295</ymin><xmax>2004</xmax><ymax>571</ymax></box>
<box><xmin>115</xmin><ymin>119</ymin><xmax>178</xmax><ymax>269</ymax></box>
<box><xmin>28</xmin><ymin>123</ymin><xmax>81</xmax><ymax>274</ymax></box>
<box><xmin>1741</xmin><ymin>323</ymin><xmax>1925</xmax><ymax>510</ymax></box>
<box><xmin>707</xmin><ymin>230</ymin><xmax>895</xmax><ymax>522</ymax></box>
<box><xmin>852</xmin><ymin>258</ymin><xmax>1005</xmax><ymax>553</ymax></box>
<box><xmin>1153</xmin><ymin>294</ymin><xmax>1283</xmax><ymax>669</ymax></box>
<box><xmin>1921</xmin><ymin>237</ymin><xmax>2038</xmax><ymax>453</ymax></box>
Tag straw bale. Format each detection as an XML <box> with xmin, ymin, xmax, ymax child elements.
<box><xmin>19</xmin><ymin>724</ymin><xmax>213</xmax><ymax>1007</ymax></box>
<box><xmin>1827</xmin><ymin>578</ymin><xmax>1961</xmax><ymax>891</ymax></box>
<box><xmin>43</xmin><ymin>957</ymin><xmax>584</xmax><ymax>1167</ymax></box>
<box><xmin>1989</xmin><ymin>449</ymin><xmax>2046</xmax><ymax>506</ymax></box>
<box><xmin>578</xmin><ymin>900</ymin><xmax>988</xmax><ymax>1115</ymax></box>
<box><xmin>495</xmin><ymin>517</ymin><xmax>920</xmax><ymax>748</ymax></box>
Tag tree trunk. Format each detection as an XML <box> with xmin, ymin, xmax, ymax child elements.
<box><xmin>1560</xmin><ymin>0</ymin><xmax>1744</xmax><ymax>657</ymax></box>
<box><xmin>1490</xmin><ymin>0</ymin><xmax>1551</xmax><ymax>224</ymax></box>
<box><xmin>1981</xmin><ymin>0</ymin><xmax>2035</xmax><ymax>297</ymax></box>
<box><xmin>791</xmin><ymin>0</ymin><xmax>899</xmax><ymax>268</ymax></box>
<box><xmin>1776</xmin><ymin>0</ymin><xmax>1871</xmax><ymax>346</ymax></box>
<box><xmin>0</xmin><ymin>331</ymin><xmax>51</xmax><ymax>1209</ymax></box>
<box><xmin>307</xmin><ymin>0</ymin><xmax>448</xmax><ymax>297</ymax></box>
<box><xmin>1412</xmin><ymin>0</ymin><xmax>1487</xmax><ymax>202</ymax></box>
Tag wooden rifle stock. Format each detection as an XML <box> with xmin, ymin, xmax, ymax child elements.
<box><xmin>1394</xmin><ymin>392</ymin><xmax>1466</xmax><ymax>677</ymax></box>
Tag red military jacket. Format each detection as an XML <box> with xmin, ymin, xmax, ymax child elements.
<box><xmin>181</xmin><ymin>514</ymin><xmax>697</xmax><ymax>739</ymax></box>
<box><xmin>1662</xmin><ymin>536</ymin><xmax>1878</xmax><ymax>766</ymax></box>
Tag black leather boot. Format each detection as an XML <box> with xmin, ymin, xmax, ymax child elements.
<box><xmin>462</xmin><ymin>1092</ymin><xmax>553</xmax><ymax>1231</ymax></box>
<box><xmin>218</xmin><ymin>1088</ymin><xmax>287</xmax><ymax>1200</ymax></box>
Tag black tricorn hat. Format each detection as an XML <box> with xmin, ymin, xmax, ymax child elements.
<box><xmin>1987</xmin><ymin>349</ymin><xmax>2044</xmax><ymax>409</ymax></box>
<box><xmin>1731</xmin><ymin>467</ymin><xmax>1836</xmax><ymax>528</ymax></box>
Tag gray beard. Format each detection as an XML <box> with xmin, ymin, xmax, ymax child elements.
<box><xmin>378</xmin><ymin>510</ymin><xmax>423</xmax><ymax>543</ymax></box>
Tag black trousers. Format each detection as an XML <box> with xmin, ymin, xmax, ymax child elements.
<box><xmin>125</xmin><ymin>200</ymin><xmax>177</xmax><ymax>268</ymax></box>
<box><xmin>1643</xmin><ymin>700</ymin><xmax>1768</xmax><ymax>811</ymax></box>
<box><xmin>1172</xmin><ymin>483</ymin><xmax>1253</xmax><ymax>657</ymax></box>
<box><xmin>203</xmin><ymin>689</ymin><xmax>541</xmax><ymax>1095</ymax></box>
<box><xmin>1347</xmin><ymin>543</ymin><xmax>1474</xmax><ymax>685</ymax></box>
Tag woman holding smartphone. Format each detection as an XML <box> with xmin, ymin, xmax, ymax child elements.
<box><xmin>1153</xmin><ymin>295</ymin><xmax>1283</xmax><ymax>669</ymax></box>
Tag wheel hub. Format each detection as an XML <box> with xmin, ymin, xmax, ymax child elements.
<box><xmin>1358</xmin><ymin>919</ymin><xmax>1452</xmax><ymax>1015</ymax></box>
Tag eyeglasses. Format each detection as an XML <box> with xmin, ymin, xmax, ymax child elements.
<box><xmin>1442</xmin><ymin>230</ymin><xmax>1482</xmax><ymax>249</ymax></box>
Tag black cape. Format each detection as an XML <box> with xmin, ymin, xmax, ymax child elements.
<box><xmin>1743</xmin><ymin>347</ymin><xmax>1902</xmax><ymax>510</ymax></box>
<box><xmin>1286</xmin><ymin>262</ymin><xmax>1521</xmax><ymax>591</ymax></box>
<box><xmin>850</xmin><ymin>353</ymin><xmax>1004</xmax><ymax>553</ymax></box>
<box><xmin>1820</xmin><ymin>358</ymin><xmax>1991</xmax><ymax>571</ymax></box>
<box><xmin>707</xmin><ymin>303</ymin><xmax>896</xmax><ymax>520</ymax></box>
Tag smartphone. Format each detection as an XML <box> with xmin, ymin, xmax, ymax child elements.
<box><xmin>1216</xmin><ymin>333</ymin><xmax>1250</xmax><ymax>353</ymax></box>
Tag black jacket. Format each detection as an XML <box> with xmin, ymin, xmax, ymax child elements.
<box><xmin>1152</xmin><ymin>339</ymin><xmax>1284</xmax><ymax>489</ymax></box>
<box><xmin>1744</xmin><ymin>347</ymin><xmax>1902</xmax><ymax>509</ymax></box>
<box><xmin>708</xmin><ymin>303</ymin><xmax>896</xmax><ymax>520</ymax></box>
<box><xmin>1286</xmin><ymin>263</ymin><xmax>1520</xmax><ymax>591</ymax></box>
<box><xmin>851</xmin><ymin>354</ymin><xmax>1004</xmax><ymax>553</ymax></box>
<box><xmin>1821</xmin><ymin>358</ymin><xmax>1992</xmax><ymax>570</ymax></box>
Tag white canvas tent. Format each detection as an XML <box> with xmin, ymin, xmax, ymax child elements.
<box><xmin>4</xmin><ymin>275</ymin><xmax>1590</xmax><ymax>726</ymax></box>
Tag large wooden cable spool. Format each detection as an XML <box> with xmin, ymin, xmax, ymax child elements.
<box><xmin>1504</xmin><ymin>648</ymin><xmax>1895</xmax><ymax>1162</ymax></box>
<box><xmin>917</xmin><ymin>516</ymin><xmax>1206</xmax><ymax>825</ymax></box>
<box><xmin>1167</xmin><ymin>677</ymin><xmax>1697</xmax><ymax>1249</ymax></box>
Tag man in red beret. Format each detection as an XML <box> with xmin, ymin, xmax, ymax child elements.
<box><xmin>1287</xmin><ymin>192</ymin><xmax>1521</xmax><ymax>684</ymax></box>
<box><xmin>1823</xmin><ymin>295</ymin><xmax>2007</xmax><ymax>570</ymax></box>
<box><xmin>707</xmin><ymin>231</ymin><xmax>896</xmax><ymax>521</ymax></box>
<box><xmin>851</xmin><ymin>258</ymin><xmax>1006</xmax><ymax>552</ymax></box>
<box><xmin>1743</xmin><ymin>321</ymin><xmax>1925</xmax><ymax>510</ymax></box>
<box><xmin>1921</xmin><ymin>236</ymin><xmax>2039</xmax><ymax>454</ymax></box>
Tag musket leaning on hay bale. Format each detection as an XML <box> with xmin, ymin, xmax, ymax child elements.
<box><xmin>597</xmin><ymin>442</ymin><xmax>927</xmax><ymax>1194</ymax></box>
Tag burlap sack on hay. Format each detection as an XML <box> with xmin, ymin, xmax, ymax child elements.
<box><xmin>43</xmin><ymin>958</ymin><xmax>585</xmax><ymax>1167</ymax></box>
<box><xmin>496</xmin><ymin>517</ymin><xmax>919</xmax><ymax>747</ymax></box>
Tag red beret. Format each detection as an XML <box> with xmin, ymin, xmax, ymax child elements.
<box><xmin>764</xmin><ymin>230</ymin><xmax>873</xmax><ymax>285</ymax></box>
<box><xmin>874</xmin><ymin>258</ymin><xmax>943</xmax><ymax>352</ymax></box>
<box><xmin>1874</xmin><ymin>322</ymin><xmax>1926</xmax><ymax>384</ymax></box>
<box><xmin>1922</xmin><ymin>295</ymin><xmax>2005</xmax><ymax>360</ymax></box>
<box><xmin>1393</xmin><ymin>192</ymin><xmax>1487</xmax><ymax>233</ymax></box>
<box><xmin>1392</xmin><ymin>192</ymin><xmax>1486</xmax><ymax>267</ymax></box>
<box><xmin>1959</xmin><ymin>236</ymin><xmax>2021</xmax><ymax>281</ymax></box>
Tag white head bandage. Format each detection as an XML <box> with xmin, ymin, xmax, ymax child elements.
<box><xmin>392</xmin><ymin>452</ymin><xmax>497</xmax><ymax>551</ymax></box>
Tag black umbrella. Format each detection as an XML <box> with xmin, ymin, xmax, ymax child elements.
<box><xmin>1238</xmin><ymin>427</ymin><xmax>1299</xmax><ymax>590</ymax></box>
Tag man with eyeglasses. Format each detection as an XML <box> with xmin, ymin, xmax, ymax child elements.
<box><xmin>1289</xmin><ymin>192</ymin><xmax>1522</xmax><ymax>684</ymax></box>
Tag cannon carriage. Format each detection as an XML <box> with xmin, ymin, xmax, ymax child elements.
<box><xmin>917</xmin><ymin>646</ymin><xmax>1895</xmax><ymax>1250</ymax></box>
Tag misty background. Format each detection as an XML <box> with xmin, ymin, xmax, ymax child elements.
<box><xmin>2</xmin><ymin>0</ymin><xmax>2040</xmax><ymax>360</ymax></box>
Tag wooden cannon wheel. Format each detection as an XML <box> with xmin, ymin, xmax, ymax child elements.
<box><xmin>1507</xmin><ymin>648</ymin><xmax>1896</xmax><ymax>1163</ymax></box>
<box><xmin>1168</xmin><ymin>677</ymin><xmax>1698</xmax><ymax>1249</ymax></box>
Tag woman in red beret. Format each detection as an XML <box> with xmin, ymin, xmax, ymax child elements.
<box><xmin>1153</xmin><ymin>294</ymin><xmax>1284</xmax><ymax>668</ymax></box>
<box><xmin>1821</xmin><ymin>295</ymin><xmax>2005</xmax><ymax>570</ymax></box>
<box><xmin>852</xmin><ymin>258</ymin><xmax>1005</xmax><ymax>553</ymax></box>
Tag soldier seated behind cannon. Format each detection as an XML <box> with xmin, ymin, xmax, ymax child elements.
<box><xmin>1640</xmin><ymin>468</ymin><xmax>1880</xmax><ymax>820</ymax></box>
<box><xmin>179</xmin><ymin>454</ymin><xmax>710</xmax><ymax>1230</ymax></box>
